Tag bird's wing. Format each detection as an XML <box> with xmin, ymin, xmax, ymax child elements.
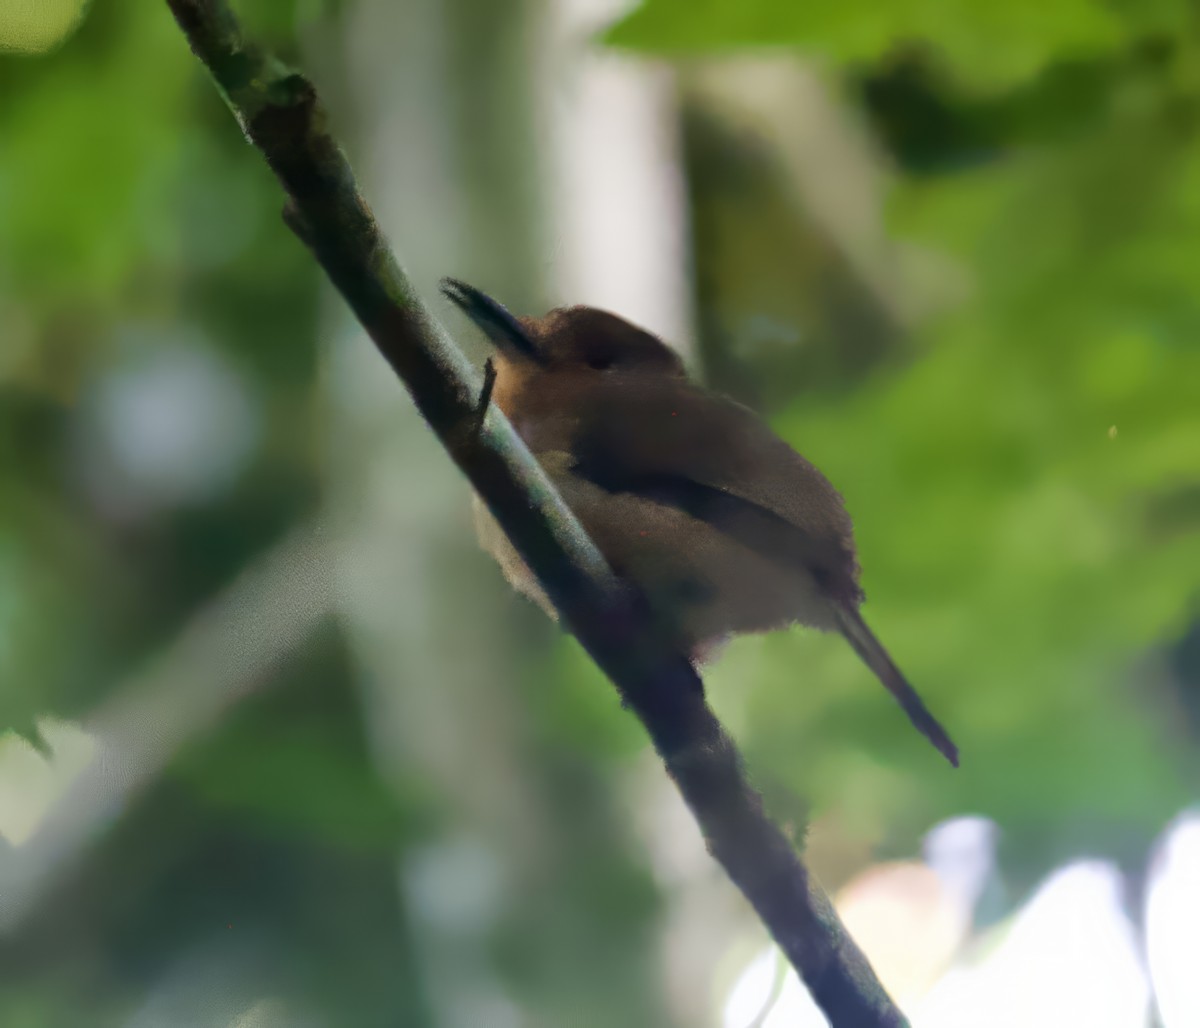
<box><xmin>566</xmin><ymin>377</ymin><xmax>863</xmax><ymax>605</ymax></box>
<box><xmin>565</xmin><ymin>376</ymin><xmax>958</xmax><ymax>766</ymax></box>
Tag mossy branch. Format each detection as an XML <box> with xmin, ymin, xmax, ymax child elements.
<box><xmin>164</xmin><ymin>2</ymin><xmax>909</xmax><ymax>1024</ymax></box>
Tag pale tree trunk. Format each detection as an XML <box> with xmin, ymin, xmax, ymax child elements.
<box><xmin>324</xmin><ymin>0</ymin><xmax>548</xmax><ymax>1023</ymax></box>
<box><xmin>322</xmin><ymin>0</ymin><xmax>680</xmax><ymax>1024</ymax></box>
<box><xmin>533</xmin><ymin>3</ymin><xmax>729</xmax><ymax>1024</ymax></box>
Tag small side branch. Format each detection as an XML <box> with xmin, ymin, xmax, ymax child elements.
<box><xmin>473</xmin><ymin>357</ymin><xmax>498</xmax><ymax>440</ymax></box>
<box><xmin>164</xmin><ymin>3</ymin><xmax>909</xmax><ymax>1025</ymax></box>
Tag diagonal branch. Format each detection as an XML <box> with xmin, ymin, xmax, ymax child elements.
<box><xmin>164</xmin><ymin>3</ymin><xmax>909</xmax><ymax>1024</ymax></box>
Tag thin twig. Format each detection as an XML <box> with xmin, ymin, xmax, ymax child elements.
<box><xmin>163</xmin><ymin>3</ymin><xmax>909</xmax><ymax>1024</ymax></box>
<box><xmin>473</xmin><ymin>357</ymin><xmax>497</xmax><ymax>442</ymax></box>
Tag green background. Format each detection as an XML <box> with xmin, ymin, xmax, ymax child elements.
<box><xmin>1</xmin><ymin>0</ymin><xmax>1197</xmax><ymax>1024</ymax></box>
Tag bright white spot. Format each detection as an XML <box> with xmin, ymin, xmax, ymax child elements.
<box><xmin>722</xmin><ymin>945</ymin><xmax>827</xmax><ymax>1028</ymax></box>
<box><xmin>442</xmin><ymin>993</ymin><xmax>521</xmax><ymax>1028</ymax></box>
<box><xmin>836</xmin><ymin>861</ymin><xmax>961</xmax><ymax>1004</ymax></box>
<box><xmin>1146</xmin><ymin>810</ymin><xmax>1200</xmax><ymax>1028</ymax></box>
<box><xmin>916</xmin><ymin>861</ymin><xmax>1149</xmax><ymax>1028</ymax></box>
<box><xmin>227</xmin><ymin>997</ymin><xmax>292</xmax><ymax>1028</ymax></box>
<box><xmin>923</xmin><ymin>815</ymin><xmax>998</xmax><ymax>915</ymax></box>
<box><xmin>720</xmin><ymin>832</ymin><xmax>1154</xmax><ymax>1028</ymax></box>
<box><xmin>78</xmin><ymin>332</ymin><xmax>260</xmax><ymax>518</ymax></box>
<box><xmin>403</xmin><ymin>837</ymin><xmax>505</xmax><ymax>937</ymax></box>
<box><xmin>0</xmin><ymin>718</ymin><xmax>94</xmax><ymax>845</ymax></box>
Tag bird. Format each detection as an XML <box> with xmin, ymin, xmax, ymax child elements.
<box><xmin>440</xmin><ymin>278</ymin><xmax>958</xmax><ymax>767</ymax></box>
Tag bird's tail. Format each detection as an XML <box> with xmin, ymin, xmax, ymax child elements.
<box><xmin>833</xmin><ymin>604</ymin><xmax>959</xmax><ymax>767</ymax></box>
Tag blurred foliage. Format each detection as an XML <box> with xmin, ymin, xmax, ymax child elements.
<box><xmin>0</xmin><ymin>1</ymin><xmax>673</xmax><ymax>1024</ymax></box>
<box><xmin>680</xmin><ymin>98</ymin><xmax>902</xmax><ymax>416</ymax></box>
<box><xmin>615</xmin><ymin>0</ymin><xmax>1200</xmax><ymax>884</ymax></box>
<box><xmin>0</xmin><ymin>0</ymin><xmax>321</xmax><ymax>738</ymax></box>
<box><xmin>4</xmin><ymin>628</ymin><xmax>435</xmax><ymax>1028</ymax></box>
<box><xmin>3</xmin><ymin>0</ymin><xmax>1200</xmax><ymax>1023</ymax></box>
<box><xmin>607</xmin><ymin>0</ymin><xmax>1195</xmax><ymax>91</ymax></box>
<box><xmin>0</xmin><ymin>2</ymin><xmax>359</xmax><ymax>1021</ymax></box>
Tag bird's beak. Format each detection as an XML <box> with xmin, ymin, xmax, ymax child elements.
<box><xmin>440</xmin><ymin>278</ymin><xmax>546</xmax><ymax>365</ymax></box>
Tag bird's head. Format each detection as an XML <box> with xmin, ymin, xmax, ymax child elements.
<box><xmin>440</xmin><ymin>278</ymin><xmax>685</xmax><ymax>385</ymax></box>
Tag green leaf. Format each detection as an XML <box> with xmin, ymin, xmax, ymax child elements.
<box><xmin>0</xmin><ymin>0</ymin><xmax>92</xmax><ymax>55</ymax></box>
<box><xmin>606</xmin><ymin>0</ymin><xmax>1159</xmax><ymax>90</ymax></box>
<box><xmin>714</xmin><ymin>105</ymin><xmax>1200</xmax><ymax>865</ymax></box>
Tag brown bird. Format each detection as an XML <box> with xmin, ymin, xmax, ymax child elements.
<box><xmin>441</xmin><ymin>278</ymin><xmax>958</xmax><ymax>766</ymax></box>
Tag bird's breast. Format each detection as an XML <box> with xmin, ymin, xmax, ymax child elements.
<box><xmin>473</xmin><ymin>449</ymin><xmax>837</xmax><ymax>655</ymax></box>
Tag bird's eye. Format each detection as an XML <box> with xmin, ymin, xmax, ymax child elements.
<box><xmin>587</xmin><ymin>353</ymin><xmax>615</xmax><ymax>371</ymax></box>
